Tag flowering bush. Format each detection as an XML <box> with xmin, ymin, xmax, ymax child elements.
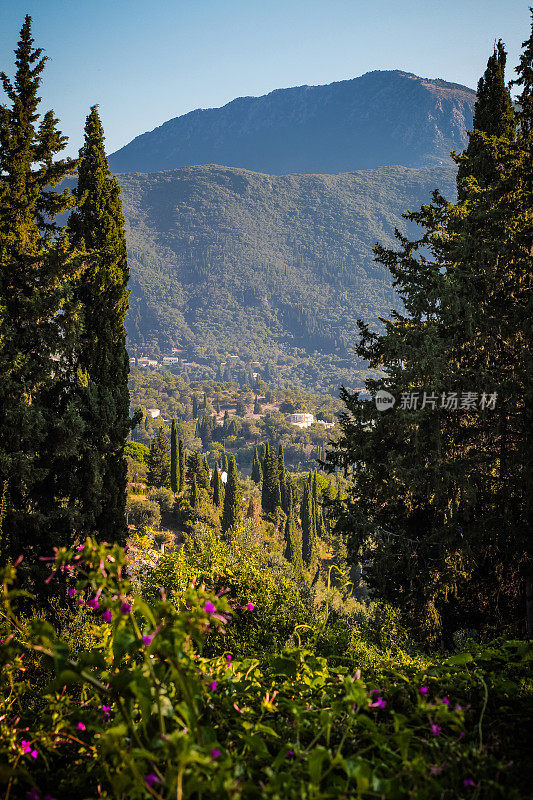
<box><xmin>0</xmin><ymin>540</ymin><xmax>531</xmax><ymax>799</ymax></box>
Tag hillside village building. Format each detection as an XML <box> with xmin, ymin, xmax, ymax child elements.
<box><xmin>286</xmin><ymin>412</ymin><xmax>315</xmax><ymax>428</ymax></box>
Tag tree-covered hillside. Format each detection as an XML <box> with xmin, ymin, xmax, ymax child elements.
<box><xmin>119</xmin><ymin>164</ymin><xmax>457</xmax><ymax>392</ymax></box>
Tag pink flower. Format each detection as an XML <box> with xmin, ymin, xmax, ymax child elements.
<box><xmin>210</xmin><ymin>748</ymin><xmax>221</xmax><ymax>760</ymax></box>
<box><xmin>203</xmin><ymin>601</ymin><xmax>216</xmax><ymax>614</ymax></box>
<box><xmin>76</xmin><ymin>722</ymin><xmax>86</xmax><ymax>731</ymax></box>
<box><xmin>369</xmin><ymin>697</ymin><xmax>386</xmax><ymax>709</ymax></box>
<box><xmin>457</xmin><ymin>704</ymin><xmax>463</xmax><ymax>711</ymax></box>
<box><xmin>26</xmin><ymin>790</ymin><xmax>40</xmax><ymax>800</ymax></box>
<box><xmin>208</xmin><ymin>681</ymin><xmax>217</xmax><ymax>691</ymax></box>
<box><xmin>86</xmin><ymin>598</ymin><xmax>100</xmax><ymax>610</ymax></box>
<box><xmin>120</xmin><ymin>602</ymin><xmax>131</xmax><ymax>614</ymax></box>
<box><xmin>102</xmin><ymin>705</ymin><xmax>111</xmax><ymax>722</ymax></box>
<box><xmin>441</xmin><ymin>697</ymin><xmax>450</xmax><ymax>705</ymax></box>
<box><xmin>76</xmin><ymin>545</ymin><xmax>85</xmax><ymax>551</ymax></box>
<box><xmin>225</xmin><ymin>654</ymin><xmax>232</xmax><ymax>662</ymax></box>
<box><xmin>459</xmin><ymin>732</ymin><xmax>465</xmax><ymax>738</ymax></box>
<box><xmin>67</xmin><ymin>588</ymin><xmax>77</xmax><ymax>598</ymax></box>
<box><xmin>354</xmin><ymin>669</ymin><xmax>361</xmax><ymax>680</ymax></box>
<box><xmin>245</xmin><ymin>603</ymin><xmax>254</xmax><ymax>611</ymax></box>
<box><xmin>145</xmin><ymin>774</ymin><xmax>160</xmax><ymax>788</ymax></box>
<box><xmin>142</xmin><ymin>635</ymin><xmax>153</xmax><ymax>646</ymax></box>
<box><xmin>21</xmin><ymin>740</ymin><xmax>32</xmax><ymax>754</ymax></box>
<box><xmin>101</xmin><ymin>609</ymin><xmax>113</xmax><ymax>623</ymax></box>
<box><xmin>430</xmin><ymin>724</ymin><xmax>441</xmax><ymax>737</ymax></box>
<box><xmin>419</xmin><ymin>686</ymin><xmax>429</xmax><ymax>695</ymax></box>
<box><xmin>464</xmin><ymin>779</ymin><xmax>475</xmax><ymax>787</ymax></box>
<box><xmin>78</xmin><ymin>598</ymin><xmax>85</xmax><ymax>606</ymax></box>
<box><xmin>30</xmin><ymin>750</ymin><xmax>38</xmax><ymax>759</ymax></box>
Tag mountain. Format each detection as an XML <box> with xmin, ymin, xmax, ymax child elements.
<box><xmin>109</xmin><ymin>71</ymin><xmax>475</xmax><ymax>176</ymax></box>
<box><xmin>119</xmin><ymin>163</ymin><xmax>457</xmax><ymax>392</ymax></box>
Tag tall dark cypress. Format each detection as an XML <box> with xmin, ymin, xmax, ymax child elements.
<box><xmin>0</xmin><ymin>17</ymin><xmax>80</xmax><ymax>562</ymax></box>
<box><xmin>170</xmin><ymin>419</ymin><xmax>179</xmax><ymax>493</ymax></box>
<box><xmin>301</xmin><ymin>476</ymin><xmax>317</xmax><ymax>567</ymax></box>
<box><xmin>222</xmin><ymin>456</ymin><xmax>243</xmax><ymax>535</ymax></box>
<box><xmin>211</xmin><ymin>463</ymin><xmax>223</xmax><ymax>508</ymax></box>
<box><xmin>251</xmin><ymin>447</ymin><xmax>262</xmax><ymax>484</ymax></box>
<box><xmin>178</xmin><ymin>439</ymin><xmax>185</xmax><ymax>492</ymax></box>
<box><xmin>69</xmin><ymin>106</ymin><xmax>130</xmax><ymax>542</ymax></box>
<box><xmin>147</xmin><ymin>428</ymin><xmax>171</xmax><ymax>488</ymax></box>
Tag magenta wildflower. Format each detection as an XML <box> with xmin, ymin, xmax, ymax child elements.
<box><xmin>145</xmin><ymin>774</ymin><xmax>160</xmax><ymax>788</ymax></box>
<box><xmin>370</xmin><ymin>697</ymin><xmax>386</xmax><ymax>709</ymax></box>
<box><xmin>101</xmin><ymin>609</ymin><xmax>113</xmax><ymax>623</ymax></box>
<box><xmin>120</xmin><ymin>602</ymin><xmax>131</xmax><ymax>614</ymax></box>
<box><xmin>26</xmin><ymin>790</ymin><xmax>40</xmax><ymax>800</ymax></box>
<box><xmin>245</xmin><ymin>602</ymin><xmax>254</xmax><ymax>611</ymax></box>
<box><xmin>419</xmin><ymin>686</ymin><xmax>429</xmax><ymax>695</ymax></box>
<box><xmin>21</xmin><ymin>740</ymin><xmax>31</xmax><ymax>754</ymax></box>
<box><xmin>76</xmin><ymin>722</ymin><xmax>86</xmax><ymax>731</ymax></box>
<box><xmin>67</xmin><ymin>588</ymin><xmax>77</xmax><ymax>598</ymax></box>
<box><xmin>441</xmin><ymin>697</ymin><xmax>450</xmax><ymax>705</ymax></box>
<box><xmin>102</xmin><ymin>705</ymin><xmax>111</xmax><ymax>722</ymax></box>
<box><xmin>286</xmin><ymin>749</ymin><xmax>295</xmax><ymax>760</ymax></box>
<box><xmin>354</xmin><ymin>669</ymin><xmax>361</xmax><ymax>680</ymax></box>
<box><xmin>76</xmin><ymin>545</ymin><xmax>85</xmax><ymax>551</ymax></box>
<box><xmin>211</xmin><ymin>748</ymin><xmax>221</xmax><ymax>760</ymax></box>
<box><xmin>203</xmin><ymin>601</ymin><xmax>216</xmax><ymax>614</ymax></box>
<box><xmin>142</xmin><ymin>635</ymin><xmax>153</xmax><ymax>646</ymax></box>
<box><xmin>430</xmin><ymin>724</ymin><xmax>442</xmax><ymax>737</ymax></box>
<box><xmin>459</xmin><ymin>731</ymin><xmax>466</xmax><ymax>738</ymax></box>
<box><xmin>86</xmin><ymin>598</ymin><xmax>100</xmax><ymax>610</ymax></box>
<box><xmin>209</xmin><ymin>681</ymin><xmax>217</xmax><ymax>691</ymax></box>
<box><xmin>30</xmin><ymin>750</ymin><xmax>38</xmax><ymax>759</ymax></box>
<box><xmin>464</xmin><ymin>779</ymin><xmax>475</xmax><ymax>787</ymax></box>
<box><xmin>457</xmin><ymin>704</ymin><xmax>463</xmax><ymax>711</ymax></box>
<box><xmin>225</xmin><ymin>654</ymin><xmax>232</xmax><ymax>662</ymax></box>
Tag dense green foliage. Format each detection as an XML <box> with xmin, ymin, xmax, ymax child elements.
<box><xmin>69</xmin><ymin>106</ymin><xmax>130</xmax><ymax>543</ymax></box>
<box><xmin>1</xmin><ymin>538</ymin><xmax>532</xmax><ymax>799</ymax></box>
<box><xmin>329</xmin><ymin>29</ymin><xmax>533</xmax><ymax>642</ymax></box>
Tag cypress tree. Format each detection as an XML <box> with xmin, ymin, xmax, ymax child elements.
<box><xmin>253</xmin><ymin>396</ymin><xmax>261</xmax><ymax>414</ymax></box>
<box><xmin>331</xmin><ymin>33</ymin><xmax>532</xmax><ymax>640</ymax></box>
<box><xmin>192</xmin><ymin>394</ymin><xmax>198</xmax><ymax>419</ymax></box>
<box><xmin>278</xmin><ymin>443</ymin><xmax>288</xmax><ymax>511</ymax></box>
<box><xmin>251</xmin><ymin>447</ymin><xmax>262</xmax><ymax>484</ymax></box>
<box><xmin>284</xmin><ymin>496</ymin><xmax>304</xmax><ymax>579</ymax></box>
<box><xmin>0</xmin><ymin>17</ymin><xmax>81</xmax><ymax>562</ymax></box>
<box><xmin>69</xmin><ymin>105</ymin><xmax>130</xmax><ymax>543</ymax></box>
<box><xmin>222</xmin><ymin>453</ymin><xmax>229</xmax><ymax>474</ymax></box>
<box><xmin>147</xmin><ymin>428</ymin><xmax>171</xmax><ymax>488</ymax></box>
<box><xmin>222</xmin><ymin>456</ymin><xmax>243</xmax><ymax>535</ymax></box>
<box><xmin>212</xmin><ymin>463</ymin><xmax>223</xmax><ymax>508</ymax></box>
<box><xmin>170</xmin><ymin>419</ymin><xmax>179</xmax><ymax>493</ymax></box>
<box><xmin>178</xmin><ymin>439</ymin><xmax>185</xmax><ymax>492</ymax></box>
<box><xmin>190</xmin><ymin>475</ymin><xmax>198</xmax><ymax>509</ymax></box>
<box><xmin>301</xmin><ymin>477</ymin><xmax>317</xmax><ymax>567</ymax></box>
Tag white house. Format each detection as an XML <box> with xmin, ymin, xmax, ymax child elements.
<box><xmin>286</xmin><ymin>412</ymin><xmax>315</xmax><ymax>429</ymax></box>
<box><xmin>146</xmin><ymin>408</ymin><xmax>160</xmax><ymax>419</ymax></box>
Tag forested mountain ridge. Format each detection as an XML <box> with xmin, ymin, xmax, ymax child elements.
<box><xmin>119</xmin><ymin>163</ymin><xmax>457</xmax><ymax>391</ymax></box>
<box><xmin>109</xmin><ymin>70</ymin><xmax>475</xmax><ymax>175</ymax></box>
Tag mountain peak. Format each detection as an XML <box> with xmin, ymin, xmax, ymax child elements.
<box><xmin>109</xmin><ymin>70</ymin><xmax>476</xmax><ymax>176</ymax></box>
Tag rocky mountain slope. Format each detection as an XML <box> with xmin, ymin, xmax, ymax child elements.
<box><xmin>109</xmin><ymin>71</ymin><xmax>475</xmax><ymax>175</ymax></box>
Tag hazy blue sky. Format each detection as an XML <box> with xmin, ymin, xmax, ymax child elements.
<box><xmin>1</xmin><ymin>1</ymin><xmax>530</xmax><ymax>158</ymax></box>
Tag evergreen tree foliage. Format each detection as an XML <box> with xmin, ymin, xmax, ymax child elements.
<box><xmin>192</xmin><ymin>395</ymin><xmax>198</xmax><ymax>419</ymax></box>
<box><xmin>284</xmin><ymin>494</ymin><xmax>304</xmax><ymax>579</ymax></box>
<box><xmin>330</xmin><ymin>34</ymin><xmax>533</xmax><ymax>640</ymax></box>
<box><xmin>211</xmin><ymin>464</ymin><xmax>223</xmax><ymax>508</ymax></box>
<box><xmin>190</xmin><ymin>474</ymin><xmax>199</xmax><ymax>509</ymax></box>
<box><xmin>253</xmin><ymin>396</ymin><xmax>261</xmax><ymax>414</ymax></box>
<box><xmin>222</xmin><ymin>454</ymin><xmax>229</xmax><ymax>475</ymax></box>
<box><xmin>178</xmin><ymin>439</ymin><xmax>185</xmax><ymax>492</ymax></box>
<box><xmin>222</xmin><ymin>456</ymin><xmax>243</xmax><ymax>535</ymax></box>
<box><xmin>278</xmin><ymin>444</ymin><xmax>288</xmax><ymax>512</ymax></box>
<box><xmin>301</xmin><ymin>477</ymin><xmax>317</xmax><ymax>567</ymax></box>
<box><xmin>261</xmin><ymin>443</ymin><xmax>281</xmax><ymax>513</ymax></box>
<box><xmin>68</xmin><ymin>105</ymin><xmax>130</xmax><ymax>543</ymax></box>
<box><xmin>251</xmin><ymin>448</ymin><xmax>263</xmax><ymax>484</ymax></box>
<box><xmin>170</xmin><ymin>419</ymin><xmax>179</xmax><ymax>493</ymax></box>
<box><xmin>0</xmin><ymin>17</ymin><xmax>81</xmax><ymax>562</ymax></box>
<box><xmin>147</xmin><ymin>428</ymin><xmax>171</xmax><ymax>488</ymax></box>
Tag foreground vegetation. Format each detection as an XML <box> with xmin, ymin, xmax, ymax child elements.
<box><xmin>1</xmin><ymin>535</ymin><xmax>532</xmax><ymax>799</ymax></box>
